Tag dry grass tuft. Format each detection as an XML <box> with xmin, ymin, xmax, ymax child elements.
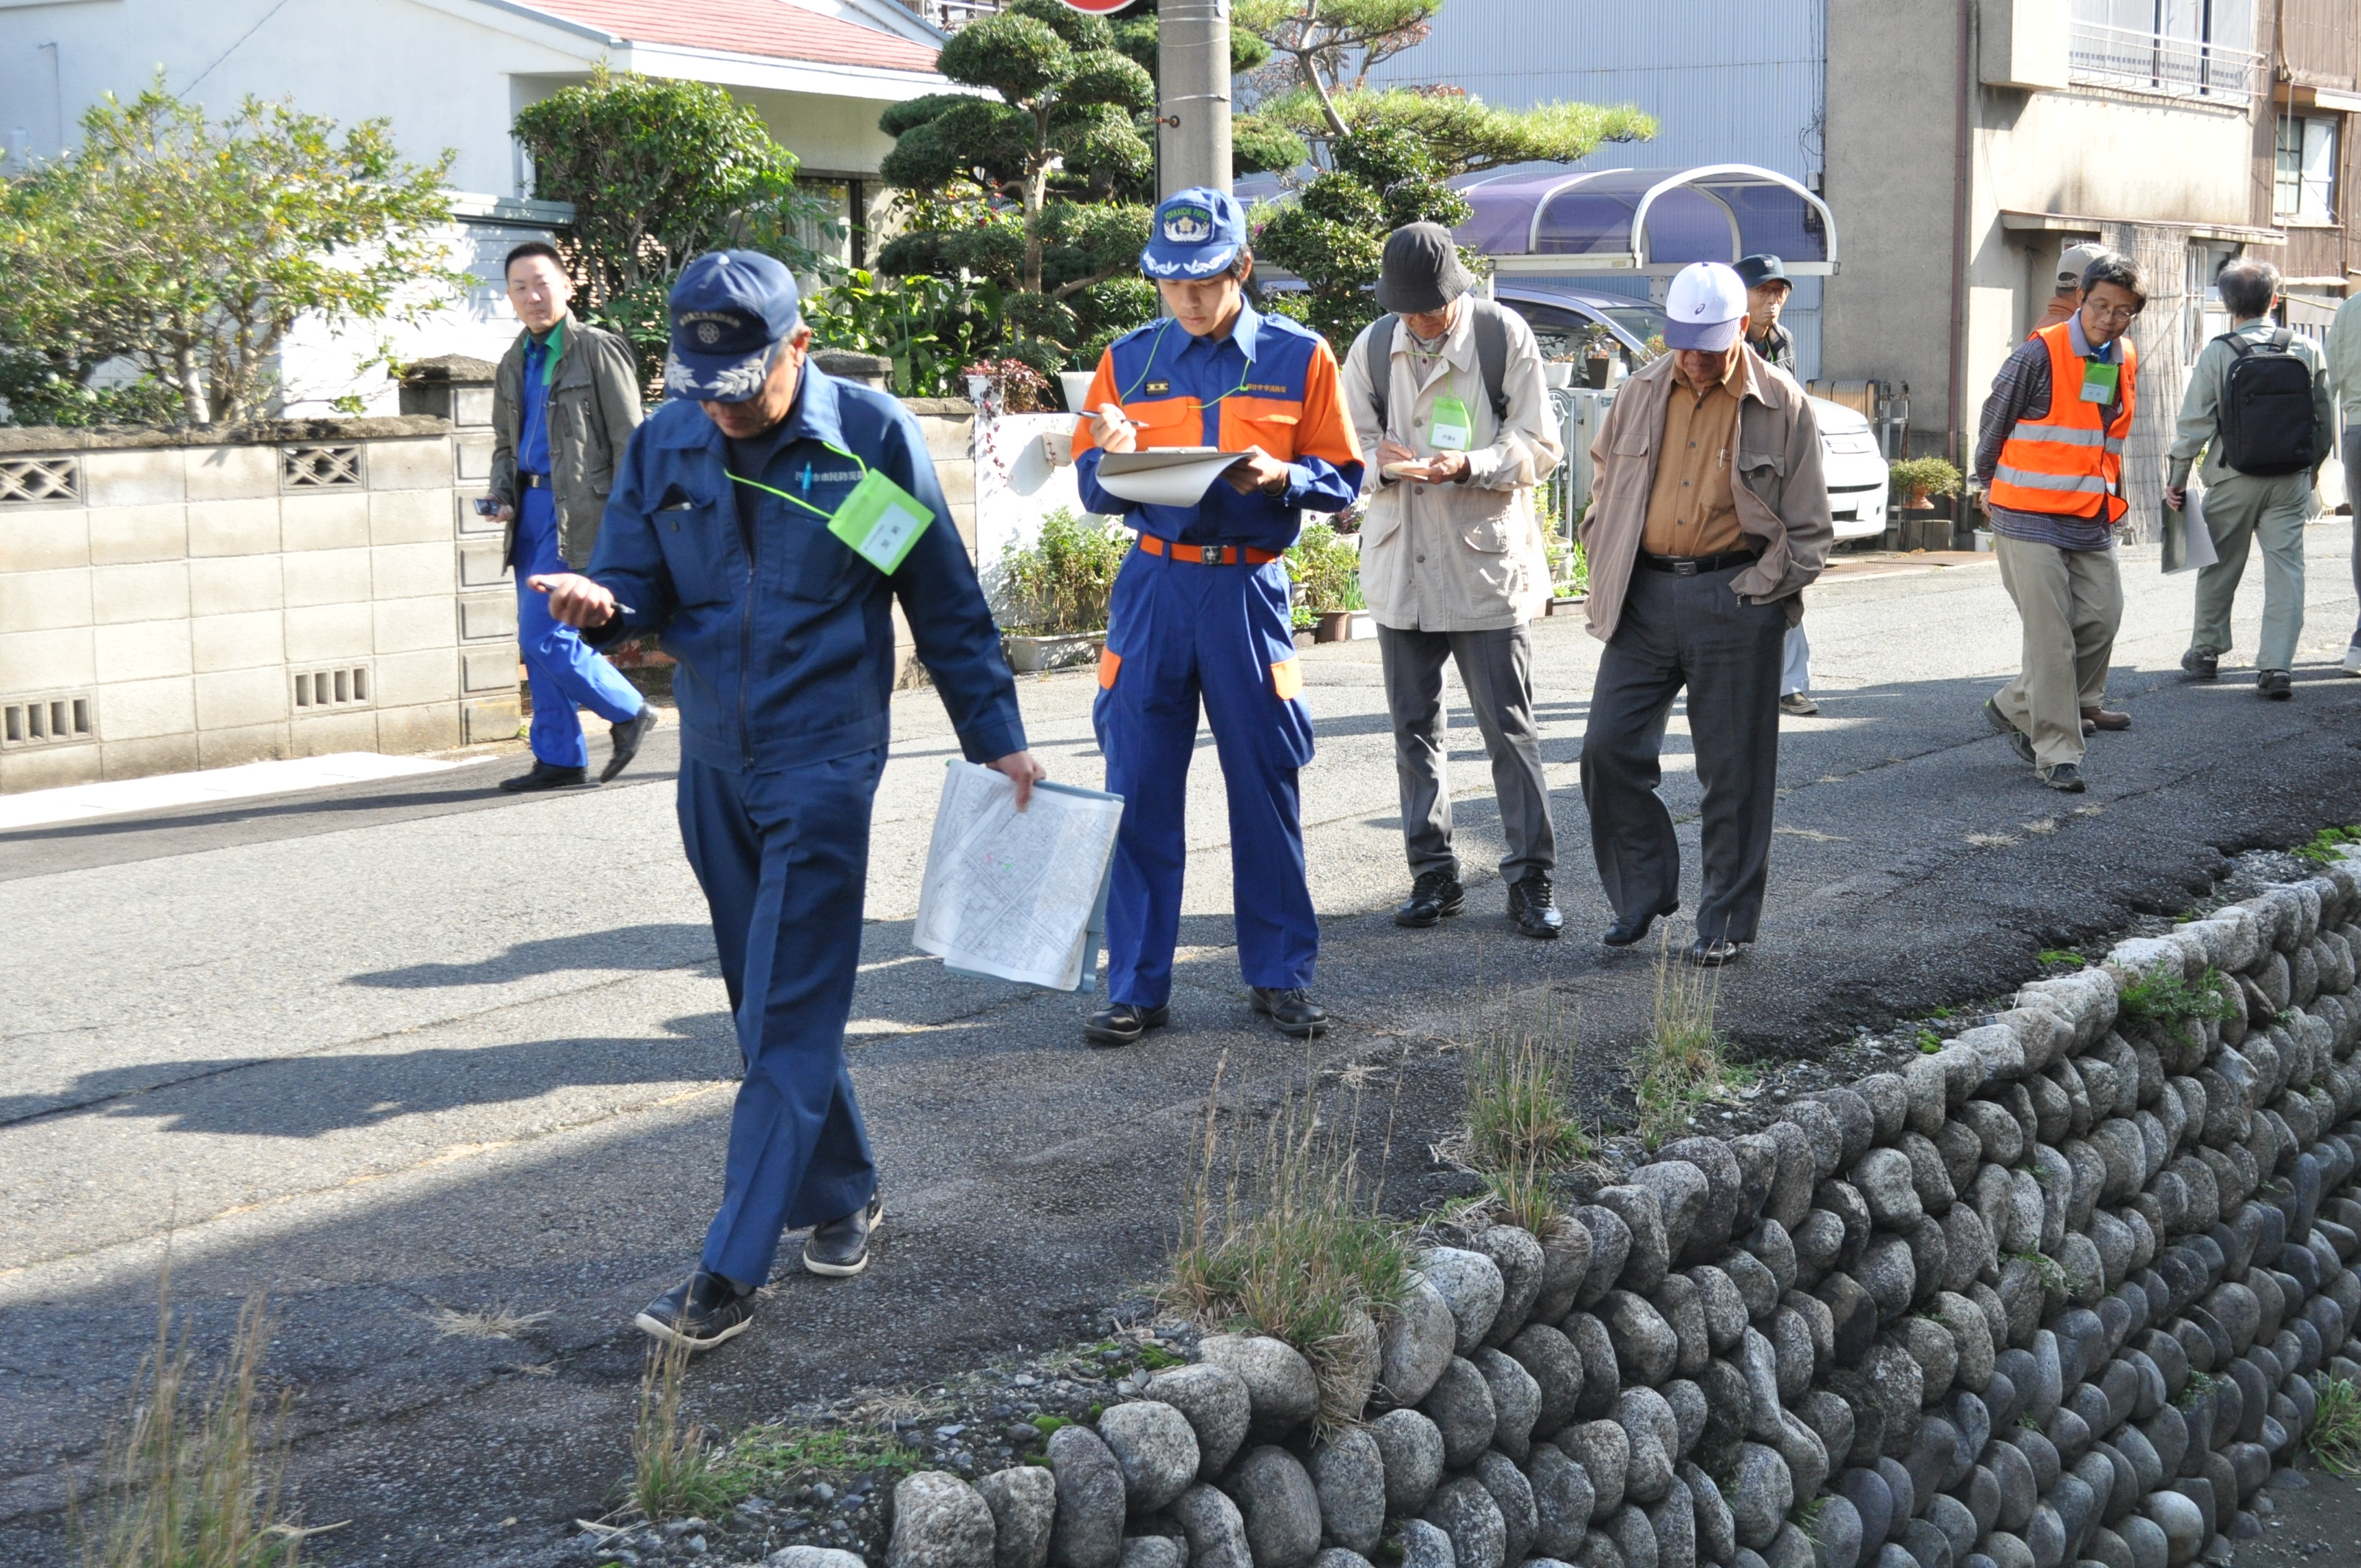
<box><xmin>74</xmin><ymin>1280</ymin><xmax>304</xmax><ymax>1568</ymax></box>
<box><xmin>421</xmin><ymin>1303</ymin><xmax>552</xmax><ymax>1341</ymax></box>
<box><xmin>630</xmin><ymin>1334</ymin><xmax>731</xmax><ymax>1522</ymax></box>
<box><xmin>2022</xmin><ymin>818</ymin><xmax>2059</xmax><ymax>836</ymax></box>
<box><xmin>1164</xmin><ymin>1058</ymin><xmax>1414</xmax><ymax>1432</ymax></box>
<box><xmin>1966</xmin><ymin>832</ymin><xmax>2022</xmax><ymax>848</ymax></box>
<box><xmin>1459</xmin><ymin>995</ymin><xmax>1592</xmax><ymax>1175</ymax></box>
<box><xmin>1630</xmin><ymin>933</ymin><xmax>1738</xmax><ymax>1147</ymax></box>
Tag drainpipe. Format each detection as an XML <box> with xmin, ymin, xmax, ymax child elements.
<box><xmin>1948</xmin><ymin>0</ymin><xmax>1973</xmax><ymax>468</ymax></box>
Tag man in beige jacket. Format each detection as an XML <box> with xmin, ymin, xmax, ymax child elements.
<box><xmin>1343</xmin><ymin>225</ymin><xmax>1567</xmax><ymax>938</ymax></box>
<box><xmin>1578</xmin><ymin>262</ymin><xmax>1832</xmax><ymax>965</ymax></box>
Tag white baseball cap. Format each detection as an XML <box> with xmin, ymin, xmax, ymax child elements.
<box><xmin>1664</xmin><ymin>262</ymin><xmax>1748</xmax><ymax>351</ymax></box>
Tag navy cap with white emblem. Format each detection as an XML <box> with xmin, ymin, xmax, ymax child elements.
<box><xmin>1140</xmin><ymin>187</ymin><xmax>1248</xmax><ymax>280</ymax></box>
<box><xmin>666</xmin><ymin>250</ymin><xmax>802</xmax><ymax>402</ymax></box>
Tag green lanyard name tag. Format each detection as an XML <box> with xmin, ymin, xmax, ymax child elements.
<box><xmin>1429</xmin><ymin>393</ymin><xmax>1473</xmax><ymax>451</ymax></box>
<box><xmin>2079</xmin><ymin>361</ymin><xmax>2119</xmax><ymax>404</ymax></box>
<box><xmin>828</xmin><ymin>468</ymin><xmax>934</xmax><ymax>574</ymax></box>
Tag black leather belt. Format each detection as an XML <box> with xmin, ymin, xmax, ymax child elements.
<box><xmin>1640</xmin><ymin>547</ymin><xmax>1758</xmax><ymax>576</ymax></box>
<box><xmin>519</xmin><ymin>472</ymin><xmax>550</xmax><ymax>489</ymax></box>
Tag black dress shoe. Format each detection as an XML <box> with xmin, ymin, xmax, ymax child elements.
<box><xmin>635</xmin><ymin>1269</ymin><xmax>755</xmax><ymax>1349</ymax></box>
<box><xmin>1250</xmin><ymin>987</ymin><xmax>1327</xmax><ymax>1038</ymax></box>
<box><xmin>1982</xmin><ymin>698</ymin><xmax>2035</xmax><ymax>766</ymax></box>
<box><xmin>803</xmin><ymin>1196</ymin><xmax>882</xmax><ymax>1277</ymax></box>
<box><xmin>1084</xmin><ymin>1002</ymin><xmax>1169</xmax><ymax>1048</ymax></box>
<box><xmin>1602</xmin><ymin>909</ymin><xmax>1671</xmax><ymax>948</ymax></box>
<box><xmin>2257</xmin><ymin>669</ymin><xmax>2292</xmax><ymax>701</ymax></box>
<box><xmin>1506</xmin><ymin>871</ymin><xmax>1564</xmax><ymax>940</ymax></box>
<box><xmin>1683</xmin><ymin>937</ymin><xmax>1743</xmax><ymax>968</ymax></box>
<box><xmin>498</xmin><ymin>760</ymin><xmax>593</xmax><ymax>793</ymax></box>
<box><xmin>1394</xmin><ymin>870</ymin><xmax>1465</xmax><ymax>928</ymax></box>
<box><xmin>602</xmin><ymin>705</ymin><xmax>659</xmax><ymax>782</ymax></box>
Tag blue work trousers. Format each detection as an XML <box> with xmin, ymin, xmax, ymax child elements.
<box><xmin>678</xmin><ymin>748</ymin><xmax>883</xmax><ymax>1286</ymax></box>
<box><xmin>1093</xmin><ymin>549</ymin><xmax>1318</xmax><ymax>1009</ymax></box>
<box><xmin>514</xmin><ymin>487</ymin><xmax>642</xmax><ymax>769</ymax></box>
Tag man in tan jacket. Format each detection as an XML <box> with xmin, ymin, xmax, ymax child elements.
<box><xmin>1578</xmin><ymin>262</ymin><xmax>1832</xmax><ymax>965</ymax></box>
<box><xmin>1343</xmin><ymin>225</ymin><xmax>1567</xmax><ymax>937</ymax></box>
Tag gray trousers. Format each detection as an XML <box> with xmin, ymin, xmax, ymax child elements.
<box><xmin>2346</xmin><ymin>429</ymin><xmax>2361</xmax><ymax>647</ymax></box>
<box><xmin>2190</xmin><ymin>468</ymin><xmax>2310</xmax><ymax>673</ymax></box>
<box><xmin>1992</xmin><ymin>534</ymin><xmax>2120</xmax><ymax>769</ymax></box>
<box><xmin>1579</xmin><ymin>563</ymin><xmax>1785</xmax><ymax>945</ymax></box>
<box><xmin>1781</xmin><ymin>623</ymin><xmax>1811</xmax><ymax>696</ymax></box>
<box><xmin>1377</xmin><ymin>622</ymin><xmax>1556</xmax><ymax>885</ymax></box>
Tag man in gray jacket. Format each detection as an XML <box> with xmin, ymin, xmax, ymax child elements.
<box><xmin>489</xmin><ymin>242</ymin><xmax>655</xmax><ymax>791</ymax></box>
<box><xmin>1578</xmin><ymin>262</ymin><xmax>1832</xmax><ymax>965</ymax></box>
<box><xmin>1342</xmin><ymin>225</ymin><xmax>1566</xmax><ymax>938</ymax></box>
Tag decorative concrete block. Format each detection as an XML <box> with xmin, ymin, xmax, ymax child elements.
<box><xmin>188</xmin><ymin>556</ymin><xmax>283</xmax><ymax>617</ymax></box>
<box><xmin>0</xmin><ymin>567</ymin><xmax>93</xmax><ymax>631</ymax></box>
<box><xmin>1</xmin><ymin>743</ymin><xmax>103</xmax><ymax>791</ymax></box>
<box><xmin>369</xmin><ymin>487</ymin><xmax>448</xmax><ymax>545</ymax></box>
<box><xmin>91</xmin><ymin>562</ymin><xmax>190</xmax><ymax>625</ymax></box>
<box><xmin>185</xmin><ymin>443</ymin><xmax>279</xmax><ymax>501</ymax></box>
<box><xmin>371</xmin><ymin>542</ymin><xmax>454</xmax><ymax>599</ymax></box>
<box><xmin>186</xmin><ymin>498</ymin><xmax>283</xmax><ymax>557</ymax></box>
<box><xmin>366</xmin><ymin>437</ymin><xmax>453</xmax><ymax>490</ymax></box>
<box><xmin>81</xmin><ymin>448</ymin><xmax>186</xmax><ymax>508</ymax></box>
<box><xmin>375</xmin><ymin>703</ymin><xmax>459</xmax><ymax>754</ymax></box>
<box><xmin>463</xmin><ymin>695</ymin><xmax>521</xmax><ymax>744</ymax></box>
<box><xmin>190</xmin><ymin>611</ymin><xmax>285</xmax><ymax>675</ymax></box>
<box><xmin>283</xmin><ymin>547</ymin><xmax>372</xmax><ymax>609</ymax></box>
<box><xmin>281</xmin><ymin>491</ymin><xmax>371</xmax><ymax>553</ymax></box>
<box><xmin>455</xmin><ymin>432</ymin><xmax>495</xmax><ymax>482</ymax></box>
<box><xmin>1</xmin><ymin>508</ymin><xmax>91</xmax><ymax>570</ymax></box>
<box><xmin>462</xmin><ymin>646</ymin><xmax>518</xmax><ymax>694</ymax></box>
<box><xmin>372</xmin><ymin>648</ymin><xmax>457</xmax><ymax>706</ymax></box>
<box><xmin>195</xmin><ymin>667</ymin><xmax>289</xmax><ymax>730</ymax></box>
<box><xmin>457</xmin><ymin>542</ymin><xmax>508</xmax><ymax>588</ymax></box>
<box><xmin>96</xmin><ymin>675</ymin><xmax>196</xmax><ymax>740</ymax></box>
<box><xmin>197</xmin><ymin>722</ymin><xmax>289</xmax><ymax>769</ymax></box>
<box><xmin>284</xmin><ymin>603</ymin><xmax>374</xmax><ymax>663</ymax></box>
<box><xmin>459</xmin><ymin>592</ymin><xmax>517</xmax><ymax>641</ymax></box>
<box><xmin>0</xmin><ymin>628</ymin><xmax>96</xmax><ymax>692</ymax></box>
<box><xmin>101</xmin><ymin>731</ymin><xmax>199</xmax><ymax>778</ymax></box>
<box><xmin>455</xmin><ymin>491</ymin><xmax>504</xmax><ymax>537</ymax></box>
<box><xmin>374</xmin><ymin>596</ymin><xmax>456</xmax><ymax>655</ymax></box>
<box><xmin>94</xmin><ymin>620</ymin><xmax>193</xmax><ymax>683</ymax></box>
<box><xmin>289</xmin><ymin>708</ymin><xmax>379</xmax><ymax>756</ymax></box>
<box><xmin>87</xmin><ymin>504</ymin><xmax>188</xmax><ymax>565</ymax></box>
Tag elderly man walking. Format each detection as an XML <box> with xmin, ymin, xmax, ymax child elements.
<box><xmin>1578</xmin><ymin>262</ymin><xmax>1832</xmax><ymax>966</ymax></box>
<box><xmin>1736</xmin><ymin>253</ymin><xmax>1818</xmax><ymax>718</ymax></box>
<box><xmin>1973</xmin><ymin>251</ymin><xmax>2146</xmax><ymax>791</ymax></box>
<box><xmin>2320</xmin><ymin>280</ymin><xmax>2361</xmax><ymax>675</ymax></box>
<box><xmin>1341</xmin><ymin>225</ymin><xmax>1566</xmax><ymax>937</ymax></box>
<box><xmin>2165</xmin><ymin>259</ymin><xmax>2335</xmax><ymax>699</ymax></box>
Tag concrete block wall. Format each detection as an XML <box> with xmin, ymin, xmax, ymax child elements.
<box><xmin>0</xmin><ymin>415</ymin><xmax>518</xmax><ymax>794</ymax></box>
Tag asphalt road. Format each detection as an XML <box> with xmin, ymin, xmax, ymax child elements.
<box><xmin>4</xmin><ymin>529</ymin><xmax>2360</xmax><ymax>1567</ymax></box>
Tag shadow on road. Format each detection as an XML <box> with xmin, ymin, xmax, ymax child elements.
<box><xmin>347</xmin><ymin>923</ymin><xmax>719</xmax><ymax>989</ymax></box>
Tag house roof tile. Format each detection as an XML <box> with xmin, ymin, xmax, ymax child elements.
<box><xmin>515</xmin><ymin>0</ymin><xmax>942</xmax><ymax>75</ymax></box>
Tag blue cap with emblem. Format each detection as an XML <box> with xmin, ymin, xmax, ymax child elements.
<box><xmin>1140</xmin><ymin>187</ymin><xmax>1247</xmax><ymax>280</ymax></box>
<box><xmin>666</xmin><ymin>250</ymin><xmax>801</xmax><ymax>402</ymax></box>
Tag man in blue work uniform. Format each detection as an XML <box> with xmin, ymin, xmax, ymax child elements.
<box><xmin>488</xmin><ymin>242</ymin><xmax>657</xmax><ymax>791</ymax></box>
<box><xmin>1069</xmin><ymin>189</ymin><xmax>1365</xmax><ymax>1048</ymax></box>
<box><xmin>534</xmin><ymin>252</ymin><xmax>1041</xmax><ymax>1349</ymax></box>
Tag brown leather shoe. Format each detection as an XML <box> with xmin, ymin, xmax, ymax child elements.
<box><xmin>2080</xmin><ymin>706</ymin><xmax>2130</xmax><ymax>732</ymax></box>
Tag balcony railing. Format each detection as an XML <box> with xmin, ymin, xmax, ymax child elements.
<box><xmin>896</xmin><ymin>0</ymin><xmax>1002</xmax><ymax>29</ymax></box>
<box><xmin>2068</xmin><ymin>21</ymin><xmax>2266</xmax><ymax>102</ymax></box>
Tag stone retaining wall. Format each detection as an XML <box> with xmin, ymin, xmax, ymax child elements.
<box><xmin>830</xmin><ymin>850</ymin><xmax>2361</xmax><ymax>1568</ymax></box>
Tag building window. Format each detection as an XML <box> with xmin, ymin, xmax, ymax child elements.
<box><xmin>2069</xmin><ymin>0</ymin><xmax>2263</xmax><ymax>102</ymax></box>
<box><xmin>2274</xmin><ymin>115</ymin><xmax>2338</xmax><ymax>223</ymax></box>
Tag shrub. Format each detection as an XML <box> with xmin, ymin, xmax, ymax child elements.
<box><xmin>1888</xmin><ymin>456</ymin><xmax>1962</xmax><ymax>504</ymax></box>
<box><xmin>2311</xmin><ymin>1376</ymin><xmax>2361</xmax><ymax>1476</ymax></box>
<box><xmin>960</xmin><ymin>357</ymin><xmax>1053</xmax><ymax>413</ymax></box>
<box><xmin>1285</xmin><ymin>521</ymin><xmax>1363</xmax><ymax>623</ymax></box>
<box><xmin>2116</xmin><ymin>965</ymin><xmax>2238</xmax><ymax>1029</ymax></box>
<box><xmin>996</xmin><ymin>507</ymin><xmax>1129</xmax><ymax>634</ymax></box>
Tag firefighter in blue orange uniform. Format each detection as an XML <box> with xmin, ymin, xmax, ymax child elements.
<box><xmin>1070</xmin><ymin>189</ymin><xmax>1366</xmax><ymax>1048</ymax></box>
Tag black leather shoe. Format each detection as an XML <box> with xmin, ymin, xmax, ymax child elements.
<box><xmin>2257</xmin><ymin>669</ymin><xmax>2292</xmax><ymax>701</ymax></box>
<box><xmin>1683</xmin><ymin>938</ymin><xmax>1742</xmax><ymax>968</ymax></box>
<box><xmin>1983</xmin><ymin>698</ymin><xmax>2035</xmax><ymax>766</ymax></box>
<box><xmin>1506</xmin><ymin>872</ymin><xmax>1564</xmax><ymax>940</ymax></box>
<box><xmin>1250</xmin><ymin>987</ymin><xmax>1328</xmax><ymax>1039</ymax></box>
<box><xmin>1394</xmin><ymin>870</ymin><xmax>1465</xmax><ymax>928</ymax></box>
<box><xmin>803</xmin><ymin>1197</ymin><xmax>882</xmax><ymax>1277</ymax></box>
<box><xmin>2180</xmin><ymin>648</ymin><xmax>2219</xmax><ymax>681</ymax></box>
<box><xmin>498</xmin><ymin>760</ymin><xmax>593</xmax><ymax>793</ymax></box>
<box><xmin>635</xmin><ymin>1269</ymin><xmax>755</xmax><ymax>1350</ymax></box>
<box><xmin>1084</xmin><ymin>1002</ymin><xmax>1169</xmax><ymax>1048</ymax></box>
<box><xmin>602</xmin><ymin>705</ymin><xmax>659</xmax><ymax>783</ymax></box>
<box><xmin>2039</xmin><ymin>762</ymin><xmax>2087</xmax><ymax>793</ymax></box>
<box><xmin>1602</xmin><ymin>908</ymin><xmax>1671</xmax><ymax>948</ymax></box>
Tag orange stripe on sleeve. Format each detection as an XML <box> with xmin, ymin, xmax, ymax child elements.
<box><xmin>1291</xmin><ymin>338</ymin><xmax>1364</xmax><ymax>469</ymax></box>
<box><xmin>1067</xmin><ymin>346</ymin><xmax>1123</xmax><ymax>459</ymax></box>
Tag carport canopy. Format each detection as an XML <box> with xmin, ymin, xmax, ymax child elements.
<box><xmin>1454</xmin><ymin>164</ymin><xmax>1836</xmax><ymax>276</ymax></box>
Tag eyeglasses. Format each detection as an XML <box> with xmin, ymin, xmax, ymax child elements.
<box><xmin>2084</xmin><ymin>302</ymin><xmax>2140</xmax><ymax>324</ymax></box>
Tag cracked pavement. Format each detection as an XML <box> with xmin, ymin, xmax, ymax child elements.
<box><xmin>3</xmin><ymin>531</ymin><xmax>2360</xmax><ymax>1565</ymax></box>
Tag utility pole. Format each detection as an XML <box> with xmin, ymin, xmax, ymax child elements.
<box><xmin>1156</xmin><ymin>0</ymin><xmax>1233</xmax><ymax>195</ymax></box>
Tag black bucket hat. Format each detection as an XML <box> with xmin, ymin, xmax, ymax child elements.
<box><xmin>1375</xmin><ymin>223</ymin><xmax>1478</xmax><ymax>315</ymax></box>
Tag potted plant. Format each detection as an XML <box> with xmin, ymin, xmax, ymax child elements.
<box><xmin>960</xmin><ymin>357</ymin><xmax>1053</xmax><ymax>418</ymax></box>
<box><xmin>1887</xmin><ymin>456</ymin><xmax>1962</xmax><ymax>512</ymax></box>
<box><xmin>995</xmin><ymin>507</ymin><xmax>1129</xmax><ymax>672</ymax></box>
<box><xmin>1542</xmin><ymin>529</ymin><xmax>1589</xmax><ymax>613</ymax></box>
<box><xmin>1285</xmin><ymin>523</ymin><xmax>1371</xmax><ymax>642</ymax></box>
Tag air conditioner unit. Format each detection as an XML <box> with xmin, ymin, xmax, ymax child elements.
<box><xmin>1981</xmin><ymin>0</ymin><xmax>2070</xmax><ymax>92</ymax></box>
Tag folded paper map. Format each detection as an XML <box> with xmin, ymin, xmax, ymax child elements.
<box><xmin>913</xmin><ymin>762</ymin><xmax>1125</xmax><ymax>992</ymax></box>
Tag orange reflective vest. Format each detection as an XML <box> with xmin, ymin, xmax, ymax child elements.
<box><xmin>1988</xmin><ymin>321</ymin><xmax>2138</xmax><ymax>523</ymax></box>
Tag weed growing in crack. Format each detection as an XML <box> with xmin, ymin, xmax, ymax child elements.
<box><xmin>1631</xmin><ymin>933</ymin><xmax>1736</xmax><ymax>1148</ymax></box>
<box><xmin>2175</xmin><ymin>1371</ymin><xmax>2216</xmax><ymax>1410</ymax></box>
<box><xmin>422</xmin><ymin>1303</ymin><xmax>552</xmax><ymax>1340</ymax></box>
<box><xmin>631</xmin><ymin>1334</ymin><xmax>730</xmax><ymax>1522</ymax></box>
<box><xmin>73</xmin><ymin>1277</ymin><xmax>306</xmax><ymax>1568</ymax></box>
<box><xmin>2117</xmin><ymin>966</ymin><xmax>2238</xmax><ymax>1029</ymax></box>
<box><xmin>2293</xmin><ymin>826</ymin><xmax>2361</xmax><ymax>866</ymax></box>
<box><xmin>2310</xmin><ymin>1376</ymin><xmax>2361</xmax><ymax>1475</ymax></box>
<box><xmin>2036</xmin><ymin>949</ymin><xmax>2083</xmax><ymax>968</ymax></box>
<box><xmin>1459</xmin><ymin>995</ymin><xmax>1593</xmax><ymax>1174</ymax></box>
<box><xmin>1164</xmin><ymin>1057</ymin><xmax>1414</xmax><ymax>1432</ymax></box>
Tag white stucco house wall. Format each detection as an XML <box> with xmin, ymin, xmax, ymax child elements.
<box><xmin>0</xmin><ymin>0</ymin><xmax>951</xmax><ymax>415</ymax></box>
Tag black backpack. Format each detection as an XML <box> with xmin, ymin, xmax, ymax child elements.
<box><xmin>1366</xmin><ymin>299</ymin><xmax>1513</xmax><ymax>436</ymax></box>
<box><xmin>2215</xmin><ymin>327</ymin><xmax>2318</xmax><ymax>476</ymax></box>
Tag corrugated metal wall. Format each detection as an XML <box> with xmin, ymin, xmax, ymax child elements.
<box><xmin>1371</xmin><ymin>0</ymin><xmax>1830</xmax><ymax>374</ymax></box>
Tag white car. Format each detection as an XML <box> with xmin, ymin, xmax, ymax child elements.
<box><xmin>1811</xmin><ymin>396</ymin><xmax>1890</xmax><ymax>542</ymax></box>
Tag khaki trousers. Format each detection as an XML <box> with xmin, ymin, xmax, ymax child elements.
<box><xmin>2190</xmin><ymin>470</ymin><xmax>2310</xmax><ymax>672</ymax></box>
<box><xmin>1992</xmin><ymin>534</ymin><xmax>2122</xmax><ymax>769</ymax></box>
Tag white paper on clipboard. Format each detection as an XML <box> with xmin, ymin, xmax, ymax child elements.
<box><xmin>913</xmin><ymin>762</ymin><xmax>1125</xmax><ymax>992</ymax></box>
<box><xmin>1094</xmin><ymin>447</ymin><xmax>1244</xmax><ymax>507</ymax></box>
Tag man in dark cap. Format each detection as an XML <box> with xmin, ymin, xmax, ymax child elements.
<box><xmin>1341</xmin><ymin>223</ymin><xmax>1566</xmax><ymax>938</ymax></box>
<box><xmin>534</xmin><ymin>250</ymin><xmax>1040</xmax><ymax>1348</ymax></box>
<box><xmin>1735</xmin><ymin>253</ymin><xmax>1797</xmax><ymax>377</ymax></box>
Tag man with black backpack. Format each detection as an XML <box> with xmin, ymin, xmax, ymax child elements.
<box><xmin>1342</xmin><ymin>223</ymin><xmax>1567</xmax><ymax>938</ymax></box>
<box><xmin>2165</xmin><ymin>259</ymin><xmax>2336</xmax><ymax>700</ymax></box>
